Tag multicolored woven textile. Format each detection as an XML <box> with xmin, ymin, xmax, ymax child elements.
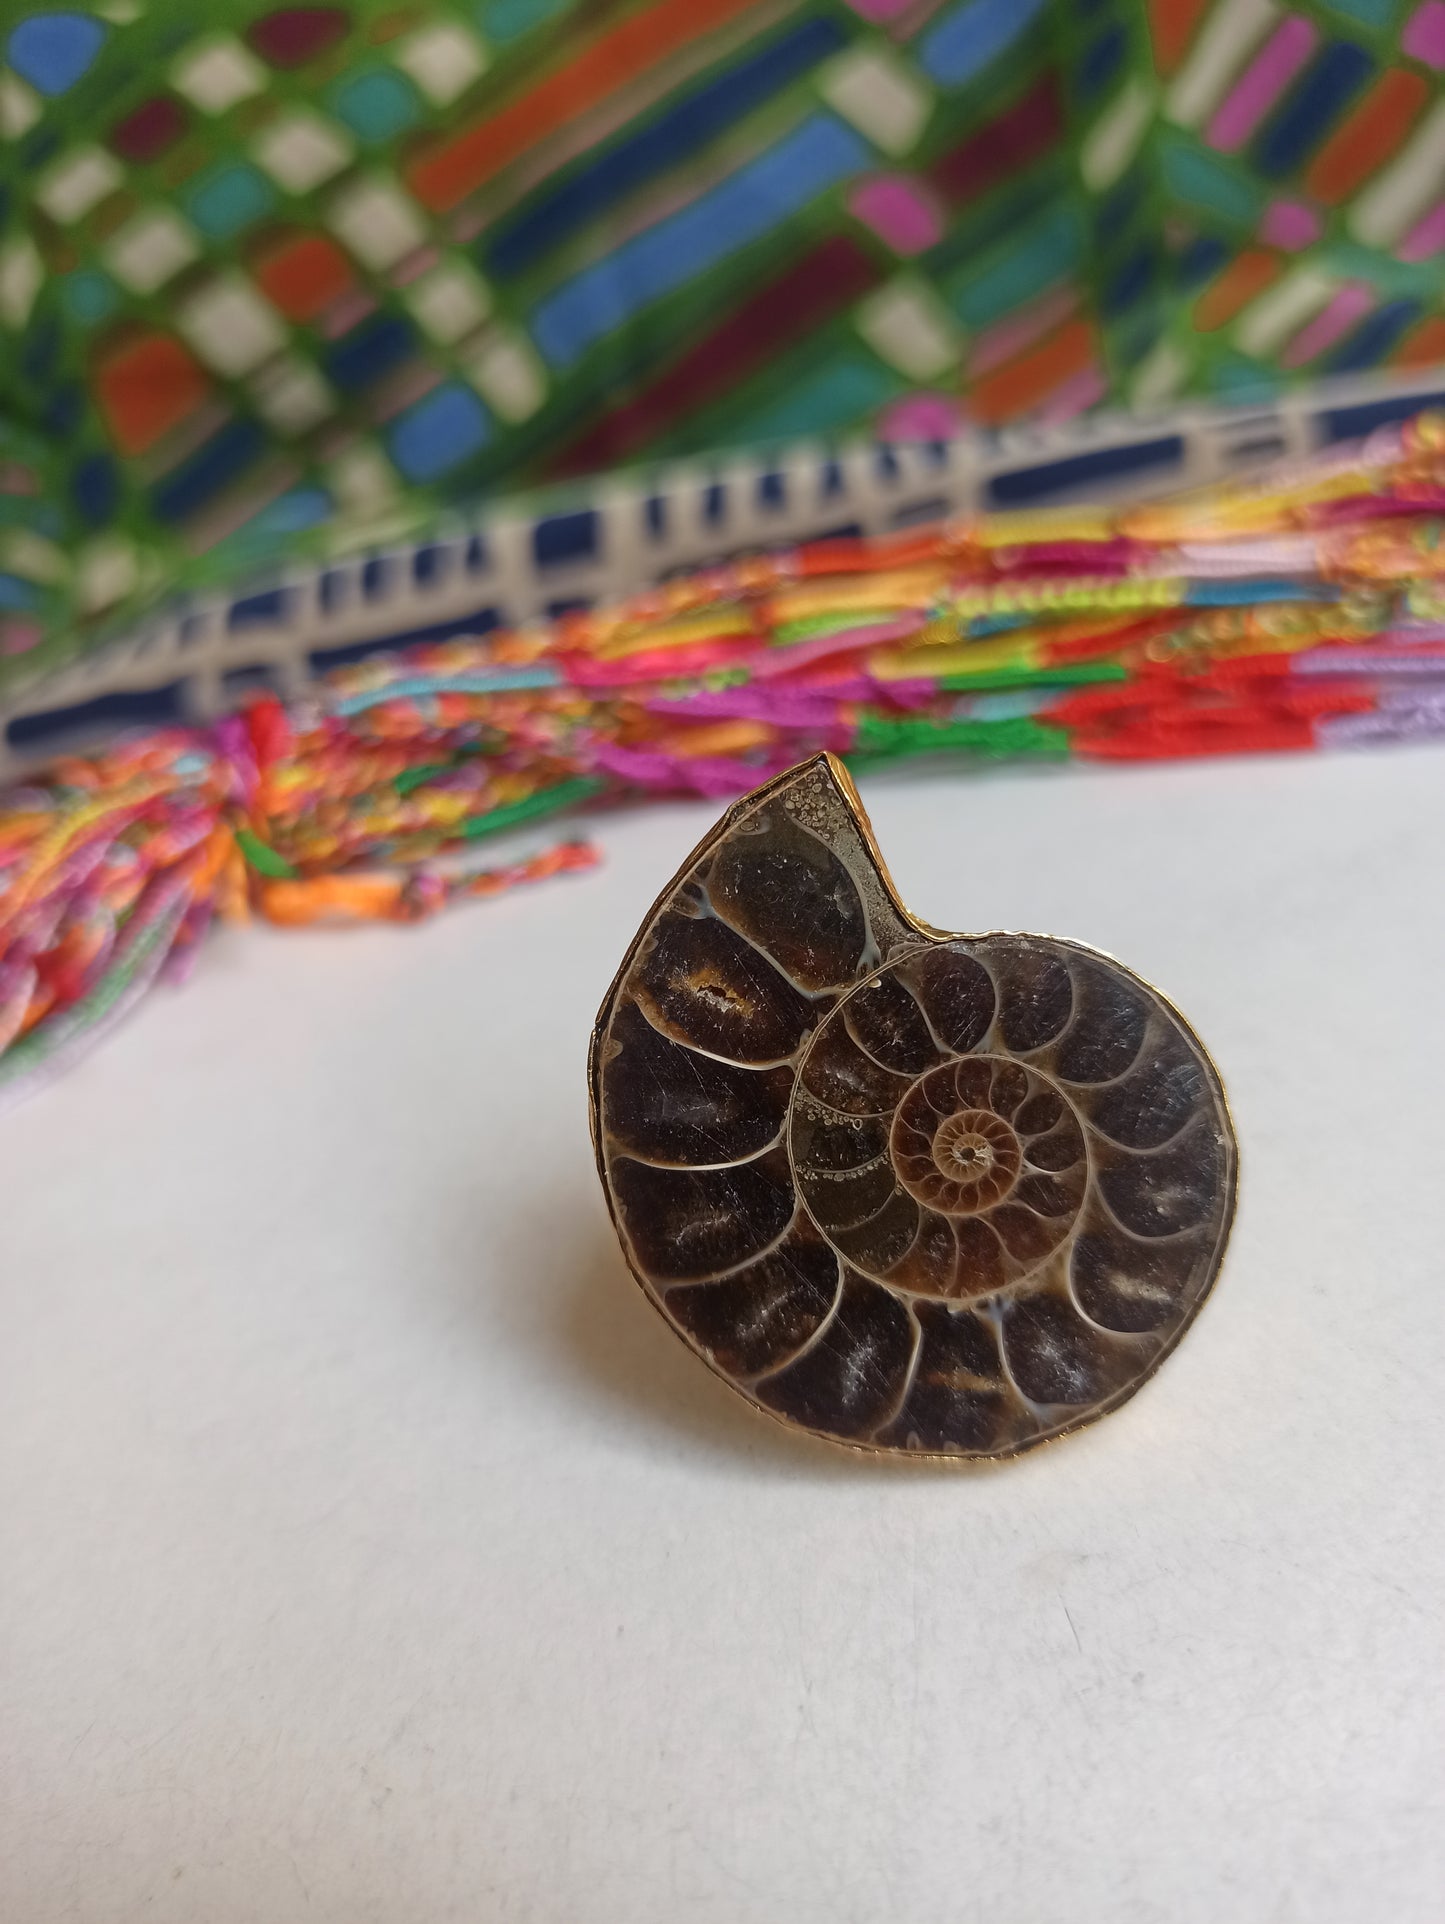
<box><xmin>1148</xmin><ymin>0</ymin><xmax>1445</xmax><ymax>403</ymax></box>
<box><xmin>3</xmin><ymin>0</ymin><xmax>1445</xmax><ymax>690</ymax></box>
<box><xmin>6</xmin><ymin>406</ymin><xmax>1445</xmax><ymax>1108</ymax></box>
<box><xmin>0</xmin><ymin>0</ymin><xmax>1154</xmax><ymax>685</ymax></box>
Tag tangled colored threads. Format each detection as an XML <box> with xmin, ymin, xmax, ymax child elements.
<box><xmin>7</xmin><ymin>410</ymin><xmax>1445</xmax><ymax>1104</ymax></box>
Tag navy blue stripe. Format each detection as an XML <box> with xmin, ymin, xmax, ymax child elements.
<box><xmin>987</xmin><ymin>436</ymin><xmax>1184</xmax><ymax>506</ymax></box>
<box><xmin>7</xmin><ymin>684</ymin><xmax>185</xmax><ymax>752</ymax></box>
<box><xmin>412</xmin><ymin>544</ymin><xmax>447</xmax><ymax>585</ymax></box>
<box><xmin>533</xmin><ymin>509</ymin><xmax>598</xmax><ymax>566</ymax></box>
<box><xmin>151</xmin><ymin>421</ymin><xmax>265</xmax><ymax>523</ymax></box>
<box><xmin>1101</xmin><ymin>244</ymin><xmax>1155</xmax><ymax>316</ymax></box>
<box><xmin>1253</xmin><ymin>42</ymin><xmax>1371</xmax><ymax>181</ymax></box>
<box><xmin>228</xmin><ymin>589</ymin><xmax>290</xmax><ymax>630</ymax></box>
<box><xmin>323</xmin><ymin>314</ymin><xmax>417</xmax><ymax>393</ymax></box>
<box><xmin>1077</xmin><ymin>24</ymin><xmax>1127</xmax><ymax>103</ymax></box>
<box><xmin>71</xmin><ymin>452</ymin><xmax>118</xmax><ymax>528</ymax></box>
<box><xmin>485</xmin><ymin>17</ymin><xmax>846</xmax><ymax>280</ymax></box>
<box><xmin>309</xmin><ymin>610</ymin><xmax>501</xmax><ymax>673</ymax></box>
<box><xmin>1326</xmin><ymin>299</ymin><xmax>1421</xmax><ymax>374</ymax></box>
<box><xmin>1318</xmin><ymin>388</ymin><xmax>1445</xmax><ymax>441</ymax></box>
<box><xmin>1179</xmin><ymin>235</ymin><xmax>1228</xmax><ymax>289</ymax></box>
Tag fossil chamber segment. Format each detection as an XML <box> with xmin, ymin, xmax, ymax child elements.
<box><xmin>590</xmin><ymin>755</ymin><xmax>1237</xmax><ymax>1459</ymax></box>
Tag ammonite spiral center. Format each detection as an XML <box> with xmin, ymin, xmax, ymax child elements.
<box><xmin>789</xmin><ymin>972</ymin><xmax>1093</xmax><ymax>1300</ymax></box>
<box><xmin>907</xmin><ymin>1100</ymin><xmax>1021</xmax><ymax>1210</ymax></box>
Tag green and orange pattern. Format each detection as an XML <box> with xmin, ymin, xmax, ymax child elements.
<box><xmin>0</xmin><ymin>0</ymin><xmax>1156</xmax><ymax>674</ymax></box>
<box><xmin>2</xmin><ymin>0</ymin><xmax>1445</xmax><ymax>682</ymax></box>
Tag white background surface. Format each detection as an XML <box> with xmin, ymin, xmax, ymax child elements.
<box><xmin>3</xmin><ymin>746</ymin><xmax>1443</xmax><ymax>1923</ymax></box>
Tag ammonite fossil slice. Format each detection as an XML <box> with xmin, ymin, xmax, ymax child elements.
<box><xmin>589</xmin><ymin>755</ymin><xmax>1237</xmax><ymax>1459</ymax></box>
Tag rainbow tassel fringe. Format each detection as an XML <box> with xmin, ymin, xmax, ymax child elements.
<box><xmin>7</xmin><ymin>412</ymin><xmax>1445</xmax><ymax>1105</ymax></box>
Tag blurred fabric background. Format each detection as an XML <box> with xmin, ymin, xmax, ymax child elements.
<box><xmin>5</xmin><ymin>0</ymin><xmax>1445</xmax><ymax>684</ymax></box>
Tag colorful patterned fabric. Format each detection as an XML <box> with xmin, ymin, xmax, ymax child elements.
<box><xmin>1144</xmin><ymin>0</ymin><xmax>1445</xmax><ymax>403</ymax></box>
<box><xmin>0</xmin><ymin>0</ymin><xmax>1159</xmax><ymax>686</ymax></box>
<box><xmin>8</xmin><ymin>405</ymin><xmax>1445</xmax><ymax>1107</ymax></box>
<box><xmin>2</xmin><ymin>0</ymin><xmax>1444</xmax><ymax>691</ymax></box>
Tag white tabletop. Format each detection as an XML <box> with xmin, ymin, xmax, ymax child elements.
<box><xmin>3</xmin><ymin>744</ymin><xmax>1442</xmax><ymax>1924</ymax></box>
